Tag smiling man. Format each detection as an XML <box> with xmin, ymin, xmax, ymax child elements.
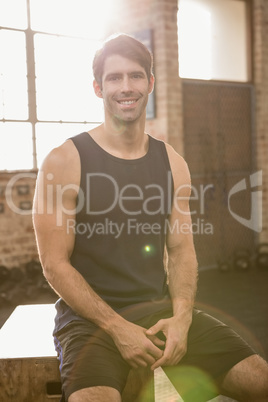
<box><xmin>95</xmin><ymin>54</ymin><xmax>153</xmax><ymax>123</ymax></box>
<box><xmin>33</xmin><ymin>34</ymin><xmax>268</xmax><ymax>402</ymax></box>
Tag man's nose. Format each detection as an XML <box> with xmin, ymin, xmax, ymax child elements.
<box><xmin>120</xmin><ymin>76</ymin><xmax>133</xmax><ymax>92</ymax></box>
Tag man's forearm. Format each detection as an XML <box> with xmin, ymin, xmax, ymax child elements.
<box><xmin>167</xmin><ymin>250</ymin><xmax>198</xmax><ymax>318</ymax></box>
<box><xmin>44</xmin><ymin>260</ymin><xmax>126</xmax><ymax>335</ymax></box>
<box><xmin>145</xmin><ymin>247</ymin><xmax>198</xmax><ymax>369</ymax></box>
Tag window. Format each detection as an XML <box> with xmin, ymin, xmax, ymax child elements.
<box><xmin>0</xmin><ymin>29</ymin><xmax>28</xmax><ymax>120</ymax></box>
<box><xmin>178</xmin><ymin>0</ymin><xmax>251</xmax><ymax>82</ymax></box>
<box><xmin>0</xmin><ymin>0</ymin><xmax>115</xmax><ymax>170</ymax></box>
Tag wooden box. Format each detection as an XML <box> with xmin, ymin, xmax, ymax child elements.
<box><xmin>0</xmin><ymin>304</ymin><xmax>61</xmax><ymax>402</ymax></box>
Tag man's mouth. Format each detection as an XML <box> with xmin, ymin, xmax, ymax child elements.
<box><xmin>117</xmin><ymin>99</ymin><xmax>137</xmax><ymax>105</ymax></box>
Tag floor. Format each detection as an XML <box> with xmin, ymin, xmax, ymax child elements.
<box><xmin>0</xmin><ymin>266</ymin><xmax>267</xmax><ymax>401</ymax></box>
<box><xmin>158</xmin><ymin>267</ymin><xmax>268</xmax><ymax>401</ymax></box>
<box><xmin>196</xmin><ymin>267</ymin><xmax>268</xmax><ymax>361</ymax></box>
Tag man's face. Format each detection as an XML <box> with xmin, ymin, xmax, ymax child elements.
<box><xmin>94</xmin><ymin>54</ymin><xmax>154</xmax><ymax>123</ymax></box>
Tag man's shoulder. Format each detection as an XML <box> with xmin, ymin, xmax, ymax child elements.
<box><xmin>163</xmin><ymin>142</ymin><xmax>191</xmax><ymax>186</ymax></box>
<box><xmin>164</xmin><ymin>142</ymin><xmax>189</xmax><ymax>171</ymax></box>
<box><xmin>40</xmin><ymin>139</ymin><xmax>80</xmax><ymax>185</ymax></box>
<box><xmin>148</xmin><ymin>136</ymin><xmax>186</xmax><ymax>167</ymax></box>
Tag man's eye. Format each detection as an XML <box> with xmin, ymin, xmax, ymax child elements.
<box><xmin>109</xmin><ymin>76</ymin><xmax>120</xmax><ymax>81</ymax></box>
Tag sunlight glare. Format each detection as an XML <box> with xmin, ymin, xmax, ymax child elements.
<box><xmin>0</xmin><ymin>123</ymin><xmax>32</xmax><ymax>170</ymax></box>
<box><xmin>178</xmin><ymin>0</ymin><xmax>212</xmax><ymax>80</ymax></box>
<box><xmin>34</xmin><ymin>34</ymin><xmax>103</xmax><ymax>122</ymax></box>
<box><xmin>0</xmin><ymin>0</ymin><xmax>27</xmax><ymax>29</ymax></box>
<box><xmin>0</xmin><ymin>30</ymin><xmax>28</xmax><ymax>120</ymax></box>
<box><xmin>30</xmin><ymin>0</ymin><xmax>115</xmax><ymax>39</ymax></box>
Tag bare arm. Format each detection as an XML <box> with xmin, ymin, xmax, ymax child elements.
<box><xmin>33</xmin><ymin>139</ymin><xmax>163</xmax><ymax>368</ymax></box>
<box><xmin>146</xmin><ymin>144</ymin><xmax>198</xmax><ymax>369</ymax></box>
<box><xmin>166</xmin><ymin>145</ymin><xmax>198</xmax><ymax>317</ymax></box>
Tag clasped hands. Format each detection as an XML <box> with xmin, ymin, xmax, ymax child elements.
<box><xmin>113</xmin><ymin>317</ymin><xmax>188</xmax><ymax>370</ymax></box>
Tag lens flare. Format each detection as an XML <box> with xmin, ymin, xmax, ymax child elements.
<box><xmin>142</xmin><ymin>244</ymin><xmax>156</xmax><ymax>258</ymax></box>
<box><xmin>162</xmin><ymin>365</ymin><xmax>219</xmax><ymax>402</ymax></box>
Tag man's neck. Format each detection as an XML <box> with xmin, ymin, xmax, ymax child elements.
<box><xmin>90</xmin><ymin>115</ymin><xmax>148</xmax><ymax>160</ymax></box>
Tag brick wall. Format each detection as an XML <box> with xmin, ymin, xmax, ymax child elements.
<box><xmin>0</xmin><ymin>172</ymin><xmax>38</xmax><ymax>268</ymax></box>
<box><xmin>253</xmin><ymin>0</ymin><xmax>268</xmax><ymax>242</ymax></box>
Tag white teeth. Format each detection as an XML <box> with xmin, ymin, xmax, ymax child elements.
<box><xmin>119</xmin><ymin>100</ymin><xmax>136</xmax><ymax>105</ymax></box>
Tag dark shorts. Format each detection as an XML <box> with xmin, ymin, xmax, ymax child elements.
<box><xmin>54</xmin><ymin>308</ymin><xmax>255</xmax><ymax>401</ymax></box>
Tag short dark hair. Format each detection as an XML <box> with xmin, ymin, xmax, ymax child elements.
<box><xmin>93</xmin><ymin>33</ymin><xmax>153</xmax><ymax>87</ymax></box>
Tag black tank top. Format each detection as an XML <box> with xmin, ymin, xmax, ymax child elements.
<box><xmin>54</xmin><ymin>132</ymin><xmax>174</xmax><ymax>332</ymax></box>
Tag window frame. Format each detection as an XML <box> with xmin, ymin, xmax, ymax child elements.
<box><xmin>0</xmin><ymin>0</ymin><xmax>102</xmax><ymax>172</ymax></box>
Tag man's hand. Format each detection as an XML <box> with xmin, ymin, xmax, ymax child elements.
<box><xmin>146</xmin><ymin>315</ymin><xmax>190</xmax><ymax>370</ymax></box>
<box><xmin>111</xmin><ymin>321</ymin><xmax>165</xmax><ymax>369</ymax></box>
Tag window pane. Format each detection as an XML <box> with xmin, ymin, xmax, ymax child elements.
<box><xmin>178</xmin><ymin>0</ymin><xmax>249</xmax><ymax>82</ymax></box>
<box><xmin>34</xmin><ymin>34</ymin><xmax>103</xmax><ymax>122</ymax></box>
<box><xmin>0</xmin><ymin>0</ymin><xmax>27</xmax><ymax>29</ymax></box>
<box><xmin>0</xmin><ymin>30</ymin><xmax>28</xmax><ymax>119</ymax></box>
<box><xmin>36</xmin><ymin>122</ymin><xmax>99</xmax><ymax>167</ymax></box>
<box><xmin>0</xmin><ymin>123</ymin><xmax>33</xmax><ymax>170</ymax></box>
<box><xmin>30</xmin><ymin>0</ymin><xmax>114</xmax><ymax>39</ymax></box>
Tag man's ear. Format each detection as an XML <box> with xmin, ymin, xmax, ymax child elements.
<box><xmin>93</xmin><ymin>80</ymin><xmax>103</xmax><ymax>98</ymax></box>
<box><xmin>148</xmin><ymin>74</ymin><xmax>155</xmax><ymax>95</ymax></box>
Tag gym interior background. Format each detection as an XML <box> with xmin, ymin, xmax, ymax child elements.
<box><xmin>0</xmin><ymin>0</ymin><xmax>267</xmax><ymax>362</ymax></box>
